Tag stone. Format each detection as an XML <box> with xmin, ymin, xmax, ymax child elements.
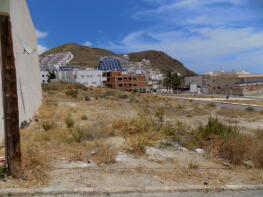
<box><xmin>243</xmin><ymin>160</ymin><xmax>255</xmax><ymax>168</ymax></box>
<box><xmin>195</xmin><ymin>148</ymin><xmax>205</xmax><ymax>153</ymax></box>
<box><xmin>178</xmin><ymin>147</ymin><xmax>189</xmax><ymax>152</ymax></box>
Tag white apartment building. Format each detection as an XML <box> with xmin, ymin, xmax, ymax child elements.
<box><xmin>40</xmin><ymin>52</ymin><xmax>73</xmax><ymax>70</ymax></box>
<box><xmin>75</xmin><ymin>68</ymin><xmax>105</xmax><ymax>87</ymax></box>
<box><xmin>56</xmin><ymin>66</ymin><xmax>106</xmax><ymax>87</ymax></box>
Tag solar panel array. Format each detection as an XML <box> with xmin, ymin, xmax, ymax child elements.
<box><xmin>98</xmin><ymin>56</ymin><xmax>123</xmax><ymax>71</ymax></box>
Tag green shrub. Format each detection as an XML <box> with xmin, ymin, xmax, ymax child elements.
<box><xmin>65</xmin><ymin>116</ymin><xmax>74</xmax><ymax>128</ymax></box>
<box><xmin>198</xmin><ymin>117</ymin><xmax>239</xmax><ymax>138</ymax></box>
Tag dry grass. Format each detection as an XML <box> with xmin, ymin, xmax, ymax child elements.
<box><xmin>221</xmin><ymin>99</ymin><xmax>263</xmax><ymax>106</ymax></box>
<box><xmin>160</xmin><ymin>116</ymin><xmax>263</xmax><ymax>168</ymax></box>
<box><xmin>9</xmin><ymin>82</ymin><xmax>263</xmax><ymax>186</ymax></box>
<box><xmin>112</xmin><ymin>109</ymin><xmax>168</xmax><ymax>155</ymax></box>
<box><xmin>66</xmin><ymin>141</ymin><xmax>117</xmax><ymax>165</ymax></box>
<box><xmin>218</xmin><ymin>134</ymin><xmax>263</xmax><ymax>168</ymax></box>
<box><xmin>20</xmin><ymin>144</ymin><xmax>51</xmax><ymax>185</ymax></box>
<box><xmin>216</xmin><ymin>107</ymin><xmax>261</xmax><ymax>120</ymax></box>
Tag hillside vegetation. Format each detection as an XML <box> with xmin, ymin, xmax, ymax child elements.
<box><xmin>41</xmin><ymin>43</ymin><xmax>196</xmax><ymax>77</ymax></box>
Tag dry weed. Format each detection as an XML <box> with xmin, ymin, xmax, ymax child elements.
<box><xmin>20</xmin><ymin>144</ymin><xmax>50</xmax><ymax>185</ymax></box>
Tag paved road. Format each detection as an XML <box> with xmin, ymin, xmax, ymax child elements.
<box><xmin>8</xmin><ymin>190</ymin><xmax>262</xmax><ymax>197</ymax></box>
<box><xmin>111</xmin><ymin>190</ymin><xmax>263</xmax><ymax>197</ymax></box>
<box><xmin>165</xmin><ymin>96</ymin><xmax>263</xmax><ymax>111</ymax></box>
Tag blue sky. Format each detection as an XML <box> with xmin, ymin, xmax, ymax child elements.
<box><xmin>27</xmin><ymin>0</ymin><xmax>263</xmax><ymax>74</ymax></box>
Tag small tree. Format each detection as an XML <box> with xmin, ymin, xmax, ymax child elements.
<box><xmin>47</xmin><ymin>71</ymin><xmax>56</xmax><ymax>83</ymax></box>
<box><xmin>171</xmin><ymin>72</ymin><xmax>182</xmax><ymax>93</ymax></box>
<box><xmin>162</xmin><ymin>71</ymin><xmax>183</xmax><ymax>93</ymax></box>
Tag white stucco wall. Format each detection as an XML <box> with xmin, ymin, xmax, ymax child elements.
<box><xmin>0</xmin><ymin>0</ymin><xmax>42</xmax><ymax>140</ymax></box>
<box><xmin>40</xmin><ymin>70</ymin><xmax>49</xmax><ymax>83</ymax></box>
<box><xmin>76</xmin><ymin>69</ymin><xmax>104</xmax><ymax>87</ymax></box>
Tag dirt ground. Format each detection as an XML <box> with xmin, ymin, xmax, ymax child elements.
<box><xmin>0</xmin><ymin>85</ymin><xmax>262</xmax><ymax>189</ymax></box>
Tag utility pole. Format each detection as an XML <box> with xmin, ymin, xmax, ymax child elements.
<box><xmin>0</xmin><ymin>15</ymin><xmax>21</xmax><ymax>176</ymax></box>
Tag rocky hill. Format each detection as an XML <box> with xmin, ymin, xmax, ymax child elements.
<box><xmin>41</xmin><ymin>43</ymin><xmax>196</xmax><ymax>76</ymax></box>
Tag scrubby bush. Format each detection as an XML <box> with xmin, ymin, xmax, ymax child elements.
<box><xmin>155</xmin><ymin>107</ymin><xmax>165</xmax><ymax>130</ymax></box>
<box><xmin>207</xmin><ymin>103</ymin><xmax>216</xmax><ymax>108</ymax></box>
<box><xmin>198</xmin><ymin>117</ymin><xmax>239</xmax><ymax>138</ymax></box>
<box><xmin>188</xmin><ymin>161</ymin><xmax>199</xmax><ymax>169</ymax></box>
<box><xmin>70</xmin><ymin>128</ymin><xmax>85</xmax><ymax>143</ymax></box>
<box><xmin>118</xmin><ymin>94</ymin><xmax>129</xmax><ymax>99</ymax></box>
<box><xmin>162</xmin><ymin>121</ymin><xmax>201</xmax><ymax>150</ymax></box>
<box><xmin>65</xmin><ymin>115</ymin><xmax>74</xmax><ymax>128</ymax></box>
<box><xmin>104</xmin><ymin>90</ymin><xmax>115</xmax><ymax>97</ymax></box>
<box><xmin>89</xmin><ymin>142</ymin><xmax>117</xmax><ymax>165</ymax></box>
<box><xmin>65</xmin><ymin>89</ymin><xmax>78</xmax><ymax>98</ymax></box>
<box><xmin>81</xmin><ymin>115</ymin><xmax>88</xmax><ymax>120</ymax></box>
<box><xmin>246</xmin><ymin>106</ymin><xmax>255</xmax><ymax>112</ymax></box>
<box><xmin>42</xmin><ymin>121</ymin><xmax>55</xmax><ymax>131</ymax></box>
<box><xmin>21</xmin><ymin>145</ymin><xmax>50</xmax><ymax>184</ymax></box>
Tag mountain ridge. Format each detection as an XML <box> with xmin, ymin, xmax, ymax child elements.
<box><xmin>41</xmin><ymin>43</ymin><xmax>196</xmax><ymax>76</ymax></box>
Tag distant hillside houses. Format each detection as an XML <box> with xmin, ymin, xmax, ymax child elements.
<box><xmin>40</xmin><ymin>53</ymin><xmax>166</xmax><ymax>92</ymax></box>
<box><xmin>40</xmin><ymin>52</ymin><xmax>73</xmax><ymax>71</ymax></box>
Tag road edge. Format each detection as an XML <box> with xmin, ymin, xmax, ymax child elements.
<box><xmin>0</xmin><ymin>184</ymin><xmax>262</xmax><ymax>196</ymax></box>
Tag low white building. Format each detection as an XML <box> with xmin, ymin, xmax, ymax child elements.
<box><xmin>56</xmin><ymin>66</ymin><xmax>106</xmax><ymax>87</ymax></box>
<box><xmin>75</xmin><ymin>68</ymin><xmax>105</xmax><ymax>87</ymax></box>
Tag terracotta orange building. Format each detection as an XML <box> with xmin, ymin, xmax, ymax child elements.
<box><xmin>103</xmin><ymin>71</ymin><xmax>149</xmax><ymax>92</ymax></box>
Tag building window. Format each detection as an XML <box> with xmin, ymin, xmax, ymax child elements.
<box><xmin>92</xmin><ymin>82</ymin><xmax>97</xmax><ymax>85</ymax></box>
<box><xmin>81</xmin><ymin>75</ymin><xmax>84</xmax><ymax>78</ymax></box>
<box><xmin>129</xmin><ymin>77</ymin><xmax>132</xmax><ymax>80</ymax></box>
<box><xmin>118</xmin><ymin>77</ymin><xmax>122</xmax><ymax>80</ymax></box>
<box><xmin>98</xmin><ymin>75</ymin><xmax>101</xmax><ymax>77</ymax></box>
<box><xmin>42</xmin><ymin>80</ymin><xmax>45</xmax><ymax>83</ymax></box>
<box><xmin>133</xmin><ymin>77</ymin><xmax>136</xmax><ymax>80</ymax></box>
<box><xmin>90</xmin><ymin>75</ymin><xmax>93</xmax><ymax>77</ymax></box>
<box><xmin>42</xmin><ymin>75</ymin><xmax>45</xmax><ymax>77</ymax></box>
<box><xmin>86</xmin><ymin>75</ymin><xmax>89</xmax><ymax>78</ymax></box>
<box><xmin>119</xmin><ymin>84</ymin><xmax>123</xmax><ymax>87</ymax></box>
